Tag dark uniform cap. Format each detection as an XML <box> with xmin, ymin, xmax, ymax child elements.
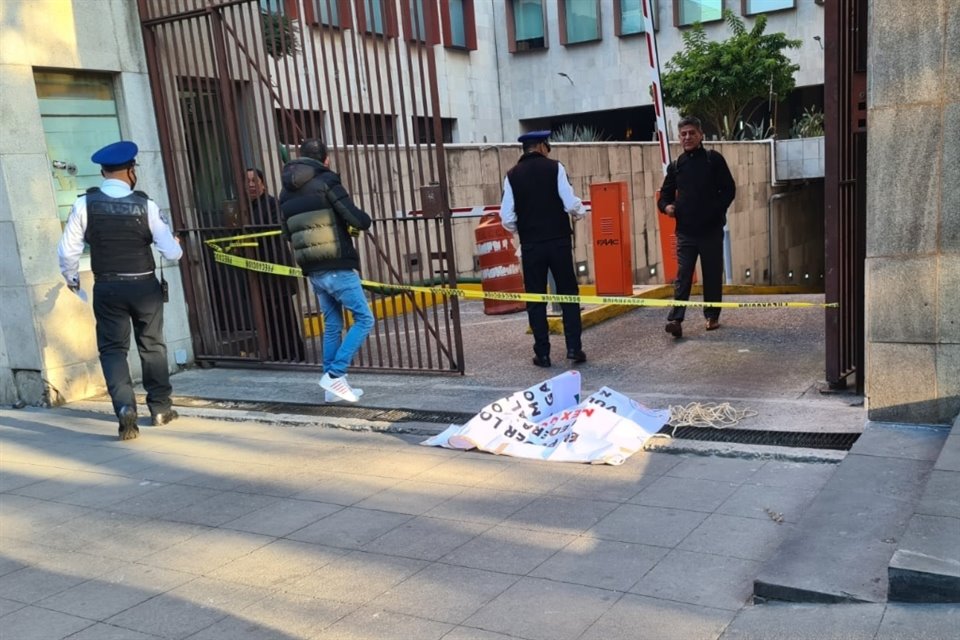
<box><xmin>517</xmin><ymin>130</ymin><xmax>552</xmax><ymax>144</ymax></box>
<box><xmin>90</xmin><ymin>141</ymin><xmax>139</xmax><ymax>166</ymax></box>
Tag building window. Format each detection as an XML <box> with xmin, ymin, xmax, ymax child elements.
<box><xmin>34</xmin><ymin>70</ymin><xmax>122</xmax><ymax>228</ymax></box>
<box><xmin>312</xmin><ymin>0</ymin><xmax>342</xmax><ymax>25</ymax></box>
<box><xmin>615</xmin><ymin>0</ymin><xmax>656</xmax><ymax>36</ymax></box>
<box><xmin>507</xmin><ymin>0</ymin><xmax>547</xmax><ymax>52</ymax></box>
<box><xmin>343</xmin><ymin>112</ymin><xmax>396</xmax><ymax>144</ymax></box>
<box><xmin>675</xmin><ymin>0</ymin><xmax>722</xmax><ymax>26</ymax></box>
<box><xmin>274</xmin><ymin>108</ymin><xmax>325</xmax><ymax>145</ymax></box>
<box><xmin>402</xmin><ymin>0</ymin><xmax>440</xmax><ymax>43</ymax></box>
<box><xmin>441</xmin><ymin>0</ymin><xmax>477</xmax><ymax>50</ymax></box>
<box><xmin>559</xmin><ymin>0</ymin><xmax>600</xmax><ymax>45</ymax></box>
<box><xmin>288</xmin><ymin>0</ymin><xmax>347</xmax><ymax>26</ymax></box>
<box><xmin>742</xmin><ymin>0</ymin><xmax>793</xmax><ymax>15</ymax></box>
<box><xmin>412</xmin><ymin>116</ymin><xmax>455</xmax><ymax>143</ymax></box>
<box><xmin>356</xmin><ymin>0</ymin><xmax>397</xmax><ymax>36</ymax></box>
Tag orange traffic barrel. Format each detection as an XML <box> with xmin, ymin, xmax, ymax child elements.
<box><xmin>475</xmin><ymin>213</ymin><xmax>526</xmax><ymax>315</ymax></box>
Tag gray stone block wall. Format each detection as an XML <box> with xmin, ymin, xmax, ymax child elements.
<box><xmin>866</xmin><ymin>0</ymin><xmax>959</xmax><ymax>424</ymax></box>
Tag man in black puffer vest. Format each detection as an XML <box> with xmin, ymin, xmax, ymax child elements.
<box><xmin>57</xmin><ymin>141</ymin><xmax>183</xmax><ymax>440</ymax></box>
<box><xmin>279</xmin><ymin>139</ymin><xmax>372</xmax><ymax>403</ymax></box>
<box><xmin>658</xmin><ymin>116</ymin><xmax>736</xmax><ymax>339</ymax></box>
<box><xmin>499</xmin><ymin>130</ymin><xmax>587</xmax><ymax>368</ymax></box>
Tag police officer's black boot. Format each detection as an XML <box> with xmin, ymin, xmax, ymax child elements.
<box><xmin>151</xmin><ymin>409</ymin><xmax>179</xmax><ymax>427</ymax></box>
<box><xmin>532</xmin><ymin>354</ymin><xmax>552</xmax><ymax>368</ymax></box>
<box><xmin>118</xmin><ymin>406</ymin><xmax>139</xmax><ymax>441</ymax></box>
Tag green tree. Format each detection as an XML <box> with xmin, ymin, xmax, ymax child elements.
<box><xmin>262</xmin><ymin>9</ymin><xmax>300</xmax><ymax>58</ymax></box>
<box><xmin>661</xmin><ymin>9</ymin><xmax>800</xmax><ymax>140</ymax></box>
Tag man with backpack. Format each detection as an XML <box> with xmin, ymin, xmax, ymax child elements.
<box><xmin>658</xmin><ymin>116</ymin><xmax>737</xmax><ymax>338</ymax></box>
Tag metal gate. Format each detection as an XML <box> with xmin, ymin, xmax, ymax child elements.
<box><xmin>138</xmin><ymin>0</ymin><xmax>464</xmax><ymax>373</ymax></box>
<box><xmin>824</xmin><ymin>0</ymin><xmax>867</xmax><ymax>392</ymax></box>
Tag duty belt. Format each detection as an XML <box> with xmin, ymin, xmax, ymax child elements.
<box><xmin>93</xmin><ymin>273</ymin><xmax>154</xmax><ymax>282</ymax></box>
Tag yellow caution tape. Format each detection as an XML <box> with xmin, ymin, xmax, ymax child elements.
<box><xmin>205</xmin><ymin>231</ymin><xmax>838</xmax><ymax>309</ymax></box>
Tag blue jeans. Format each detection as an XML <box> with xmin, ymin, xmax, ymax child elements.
<box><xmin>308</xmin><ymin>270</ymin><xmax>374</xmax><ymax>377</ymax></box>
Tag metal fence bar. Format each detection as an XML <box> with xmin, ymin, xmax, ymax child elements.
<box><xmin>139</xmin><ymin>0</ymin><xmax>463</xmax><ymax>374</ymax></box>
<box><xmin>824</xmin><ymin>0</ymin><xmax>866</xmax><ymax>392</ymax></box>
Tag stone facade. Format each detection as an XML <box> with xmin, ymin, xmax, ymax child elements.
<box><xmin>0</xmin><ymin>0</ymin><xmax>192</xmax><ymax>406</ymax></box>
<box><xmin>864</xmin><ymin>0</ymin><xmax>959</xmax><ymax>423</ymax></box>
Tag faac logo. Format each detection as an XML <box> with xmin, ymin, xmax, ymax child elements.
<box><xmin>596</xmin><ymin>238</ymin><xmax>620</xmax><ymax>246</ymax></box>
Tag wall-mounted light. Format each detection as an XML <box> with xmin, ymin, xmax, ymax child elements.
<box><xmin>787</xmin><ymin>270</ymin><xmax>794</xmax><ymax>280</ymax></box>
<box><xmin>804</xmin><ymin>272</ymin><xmax>810</xmax><ymax>280</ymax></box>
<box><xmin>745</xmin><ymin>268</ymin><xmax>752</xmax><ymax>279</ymax></box>
<box><xmin>649</xmin><ymin>266</ymin><xmax>657</xmax><ymax>276</ymax></box>
<box><xmin>576</xmin><ymin>261</ymin><xmax>588</xmax><ymax>275</ymax></box>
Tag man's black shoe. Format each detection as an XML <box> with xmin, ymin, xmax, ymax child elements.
<box><xmin>665</xmin><ymin>320</ymin><xmax>683</xmax><ymax>338</ymax></box>
<box><xmin>118</xmin><ymin>406</ymin><xmax>139</xmax><ymax>441</ymax></box>
<box><xmin>532</xmin><ymin>355</ymin><xmax>552</xmax><ymax>368</ymax></box>
<box><xmin>151</xmin><ymin>409</ymin><xmax>179</xmax><ymax>427</ymax></box>
<box><xmin>566</xmin><ymin>350</ymin><xmax>587</xmax><ymax>363</ymax></box>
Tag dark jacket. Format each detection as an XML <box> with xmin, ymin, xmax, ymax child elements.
<box><xmin>657</xmin><ymin>146</ymin><xmax>736</xmax><ymax>236</ymax></box>
<box><xmin>251</xmin><ymin>193</ymin><xmax>298</xmax><ymax>294</ymax></box>
<box><xmin>279</xmin><ymin>159</ymin><xmax>371</xmax><ymax>274</ymax></box>
<box><xmin>507</xmin><ymin>152</ymin><xmax>571</xmax><ymax>244</ymax></box>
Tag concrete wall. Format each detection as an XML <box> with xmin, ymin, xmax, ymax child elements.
<box><xmin>865</xmin><ymin>0</ymin><xmax>959</xmax><ymax>424</ymax></box>
<box><xmin>354</xmin><ymin>141</ymin><xmax>823</xmax><ymax>291</ymax></box>
<box><xmin>0</xmin><ymin>0</ymin><xmax>192</xmax><ymax>406</ymax></box>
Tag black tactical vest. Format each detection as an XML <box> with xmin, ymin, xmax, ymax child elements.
<box><xmin>506</xmin><ymin>153</ymin><xmax>571</xmax><ymax>244</ymax></box>
<box><xmin>83</xmin><ymin>188</ymin><xmax>155</xmax><ymax>275</ymax></box>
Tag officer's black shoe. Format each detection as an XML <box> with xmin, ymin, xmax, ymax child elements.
<box><xmin>118</xmin><ymin>406</ymin><xmax>139</xmax><ymax>441</ymax></box>
<box><xmin>665</xmin><ymin>320</ymin><xmax>683</xmax><ymax>338</ymax></box>
<box><xmin>532</xmin><ymin>355</ymin><xmax>552</xmax><ymax>368</ymax></box>
<box><xmin>566</xmin><ymin>350</ymin><xmax>587</xmax><ymax>363</ymax></box>
<box><xmin>151</xmin><ymin>409</ymin><xmax>179</xmax><ymax>427</ymax></box>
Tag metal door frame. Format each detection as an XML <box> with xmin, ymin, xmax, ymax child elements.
<box><xmin>824</xmin><ymin>0</ymin><xmax>867</xmax><ymax>392</ymax></box>
<box><xmin>138</xmin><ymin>0</ymin><xmax>465</xmax><ymax>374</ymax></box>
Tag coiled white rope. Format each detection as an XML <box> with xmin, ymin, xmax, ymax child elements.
<box><xmin>665</xmin><ymin>402</ymin><xmax>759</xmax><ymax>436</ymax></box>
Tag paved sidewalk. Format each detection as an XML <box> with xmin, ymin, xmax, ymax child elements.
<box><xmin>1</xmin><ymin>407</ymin><xmax>956</xmax><ymax>639</ymax></box>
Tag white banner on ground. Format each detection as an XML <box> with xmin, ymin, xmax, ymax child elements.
<box><xmin>421</xmin><ymin>372</ymin><xmax>670</xmax><ymax>465</ymax></box>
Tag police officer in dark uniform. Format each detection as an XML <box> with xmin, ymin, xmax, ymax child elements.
<box><xmin>57</xmin><ymin>141</ymin><xmax>183</xmax><ymax>440</ymax></box>
<box><xmin>499</xmin><ymin>131</ymin><xmax>588</xmax><ymax>368</ymax></box>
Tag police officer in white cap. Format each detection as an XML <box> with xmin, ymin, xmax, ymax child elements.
<box><xmin>57</xmin><ymin>141</ymin><xmax>183</xmax><ymax>440</ymax></box>
<box><xmin>499</xmin><ymin>130</ymin><xmax>587</xmax><ymax>368</ymax></box>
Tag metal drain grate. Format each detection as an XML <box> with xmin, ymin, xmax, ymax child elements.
<box><xmin>658</xmin><ymin>426</ymin><xmax>860</xmax><ymax>451</ymax></box>
<box><xmin>211</xmin><ymin>400</ymin><xmax>475</xmax><ymax>425</ymax></box>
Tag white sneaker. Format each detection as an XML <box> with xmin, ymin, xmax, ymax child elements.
<box><xmin>325</xmin><ymin>386</ymin><xmax>364</xmax><ymax>403</ymax></box>
<box><xmin>319</xmin><ymin>372</ymin><xmax>359</xmax><ymax>402</ymax></box>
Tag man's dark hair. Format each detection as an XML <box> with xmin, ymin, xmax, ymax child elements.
<box><xmin>678</xmin><ymin>115</ymin><xmax>703</xmax><ymax>130</ymax></box>
<box><xmin>246</xmin><ymin>167</ymin><xmax>264</xmax><ymax>181</ymax></box>
<box><xmin>300</xmin><ymin>139</ymin><xmax>328</xmax><ymax>162</ymax></box>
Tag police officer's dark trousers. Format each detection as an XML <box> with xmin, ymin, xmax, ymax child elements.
<box><xmin>668</xmin><ymin>228</ymin><xmax>724</xmax><ymax>322</ymax></box>
<box><xmin>93</xmin><ymin>277</ymin><xmax>172</xmax><ymax>416</ymax></box>
<box><xmin>520</xmin><ymin>240</ymin><xmax>582</xmax><ymax>358</ymax></box>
